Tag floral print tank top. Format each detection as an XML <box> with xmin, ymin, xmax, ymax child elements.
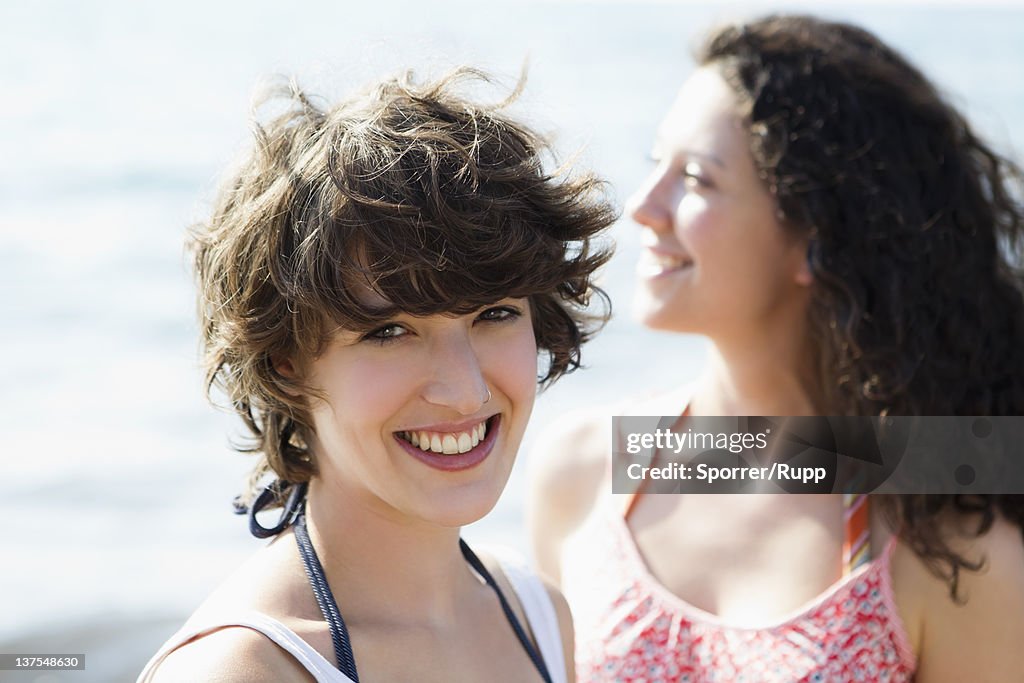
<box><xmin>561</xmin><ymin>501</ymin><xmax>917</xmax><ymax>682</ymax></box>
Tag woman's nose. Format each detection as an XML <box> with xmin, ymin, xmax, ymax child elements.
<box><xmin>421</xmin><ymin>334</ymin><xmax>490</xmax><ymax>415</ymax></box>
<box><xmin>625</xmin><ymin>167</ymin><xmax>674</xmax><ymax>234</ymax></box>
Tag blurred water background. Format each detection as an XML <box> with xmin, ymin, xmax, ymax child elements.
<box><xmin>1</xmin><ymin>0</ymin><xmax>1021</xmax><ymax>680</ymax></box>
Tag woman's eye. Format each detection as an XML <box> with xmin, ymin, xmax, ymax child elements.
<box><xmin>363</xmin><ymin>324</ymin><xmax>408</xmax><ymax>344</ymax></box>
<box><xmin>478</xmin><ymin>305</ymin><xmax>522</xmax><ymax>323</ymax></box>
<box><xmin>682</xmin><ymin>163</ymin><xmax>712</xmax><ymax>188</ymax></box>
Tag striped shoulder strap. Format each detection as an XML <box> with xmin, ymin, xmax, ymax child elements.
<box><xmin>843</xmin><ymin>493</ymin><xmax>871</xmax><ymax>574</ymax></box>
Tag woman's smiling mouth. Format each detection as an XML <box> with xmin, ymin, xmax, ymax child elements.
<box><xmin>393</xmin><ymin>415</ymin><xmax>501</xmax><ymax>471</ymax></box>
<box><xmin>397</xmin><ymin>417</ymin><xmax>490</xmax><ymax>454</ymax></box>
<box><xmin>637</xmin><ymin>248</ymin><xmax>695</xmax><ymax>278</ymax></box>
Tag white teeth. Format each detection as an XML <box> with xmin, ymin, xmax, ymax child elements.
<box><xmin>642</xmin><ymin>250</ymin><xmax>692</xmax><ymax>268</ymax></box>
<box><xmin>654</xmin><ymin>254</ymin><xmax>691</xmax><ymax>268</ymax></box>
<box><xmin>638</xmin><ymin>250</ymin><xmax>694</xmax><ymax>278</ymax></box>
<box><xmin>401</xmin><ymin>419</ymin><xmax>490</xmax><ymax>456</ymax></box>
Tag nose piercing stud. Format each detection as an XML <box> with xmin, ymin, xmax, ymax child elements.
<box><xmin>484</xmin><ymin>389</ymin><xmax>492</xmax><ymax>404</ymax></box>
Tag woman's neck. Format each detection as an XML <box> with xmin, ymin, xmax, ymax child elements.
<box><xmin>302</xmin><ymin>477</ymin><xmax>478</xmax><ymax>629</ymax></box>
<box><xmin>693</xmin><ymin>325</ymin><xmax>817</xmax><ymax>417</ymax></box>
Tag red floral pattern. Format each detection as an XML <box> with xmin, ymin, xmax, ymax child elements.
<box><xmin>563</xmin><ymin>508</ymin><xmax>916</xmax><ymax>683</ymax></box>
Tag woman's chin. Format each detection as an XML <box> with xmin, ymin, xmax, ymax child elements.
<box><xmin>631</xmin><ymin>292</ymin><xmax>699</xmax><ymax>333</ymax></box>
<box><xmin>419</xmin><ymin>483</ymin><xmax>506</xmax><ymax>529</ymax></box>
<box><xmin>428</xmin><ymin>504</ymin><xmax>500</xmax><ymax>529</ymax></box>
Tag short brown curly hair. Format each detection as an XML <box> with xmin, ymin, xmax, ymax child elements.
<box><xmin>192</xmin><ymin>67</ymin><xmax>616</xmax><ymax>501</ymax></box>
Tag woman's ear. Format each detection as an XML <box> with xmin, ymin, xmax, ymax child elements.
<box><xmin>794</xmin><ymin>240</ymin><xmax>815</xmax><ymax>287</ymax></box>
<box><xmin>272</xmin><ymin>355</ymin><xmax>304</xmax><ymax>397</ymax></box>
<box><xmin>273</xmin><ymin>355</ymin><xmax>297</xmax><ymax>379</ymax></box>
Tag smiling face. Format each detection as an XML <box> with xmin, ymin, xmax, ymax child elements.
<box><xmin>627</xmin><ymin>67</ymin><xmax>811</xmax><ymax>341</ymax></box>
<box><xmin>298</xmin><ymin>298</ymin><xmax>537</xmax><ymax>528</ymax></box>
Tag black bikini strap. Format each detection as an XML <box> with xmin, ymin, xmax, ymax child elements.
<box><xmin>294</xmin><ymin>508</ymin><xmax>360</xmax><ymax>682</ymax></box>
<box><xmin>239</xmin><ymin>480</ymin><xmax>307</xmax><ymax>539</ymax></box>
<box><xmin>256</xmin><ymin>480</ymin><xmax>552</xmax><ymax>683</ymax></box>
<box><xmin>459</xmin><ymin>539</ymin><xmax>554</xmax><ymax>683</ymax></box>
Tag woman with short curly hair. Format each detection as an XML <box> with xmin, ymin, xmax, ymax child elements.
<box><xmin>531</xmin><ymin>15</ymin><xmax>1024</xmax><ymax>681</ymax></box>
<box><xmin>139</xmin><ymin>67</ymin><xmax>616</xmax><ymax>682</ymax></box>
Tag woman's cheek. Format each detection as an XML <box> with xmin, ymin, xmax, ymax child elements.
<box><xmin>673</xmin><ymin>196</ymin><xmax>716</xmax><ymax>244</ymax></box>
<box><xmin>681</xmin><ymin>217</ymin><xmax>723</xmax><ymax>275</ymax></box>
<box><xmin>487</xmin><ymin>323</ymin><xmax>539</xmax><ymax>408</ymax></box>
<box><xmin>333</xmin><ymin>353</ymin><xmax>420</xmax><ymax>421</ymax></box>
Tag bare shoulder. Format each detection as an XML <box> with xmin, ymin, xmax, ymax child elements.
<box><xmin>894</xmin><ymin>512</ymin><xmax>1024</xmax><ymax>682</ymax></box>
<box><xmin>526</xmin><ymin>387</ymin><xmax>692</xmax><ymax>584</ymax></box>
<box><xmin>529</xmin><ymin>406</ymin><xmax>611</xmax><ymax>507</ymax></box>
<box><xmin>527</xmin><ymin>387</ymin><xmax>690</xmax><ymax>508</ymax></box>
<box><xmin>527</xmin><ymin>406</ymin><xmax>611</xmax><ymax>584</ymax></box>
<box><xmin>148</xmin><ymin>534</ymin><xmax>323</xmax><ymax>682</ymax></box>
<box><xmin>148</xmin><ymin>624</ymin><xmax>316</xmax><ymax>683</ymax></box>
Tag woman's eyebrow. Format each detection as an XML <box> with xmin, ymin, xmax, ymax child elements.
<box><xmin>686</xmin><ymin>151</ymin><xmax>726</xmax><ymax>169</ymax></box>
<box><xmin>651</xmin><ymin>141</ymin><xmax>727</xmax><ymax>170</ymax></box>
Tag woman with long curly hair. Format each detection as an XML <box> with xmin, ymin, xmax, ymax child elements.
<box><xmin>530</xmin><ymin>15</ymin><xmax>1024</xmax><ymax>682</ymax></box>
<box><xmin>138</xmin><ymin>68</ymin><xmax>616</xmax><ymax>683</ymax></box>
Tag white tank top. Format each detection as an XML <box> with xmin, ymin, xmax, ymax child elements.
<box><xmin>137</xmin><ymin>552</ymin><xmax>566</xmax><ymax>683</ymax></box>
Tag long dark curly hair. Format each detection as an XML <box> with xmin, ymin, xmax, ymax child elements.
<box><xmin>698</xmin><ymin>15</ymin><xmax>1024</xmax><ymax>599</ymax></box>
